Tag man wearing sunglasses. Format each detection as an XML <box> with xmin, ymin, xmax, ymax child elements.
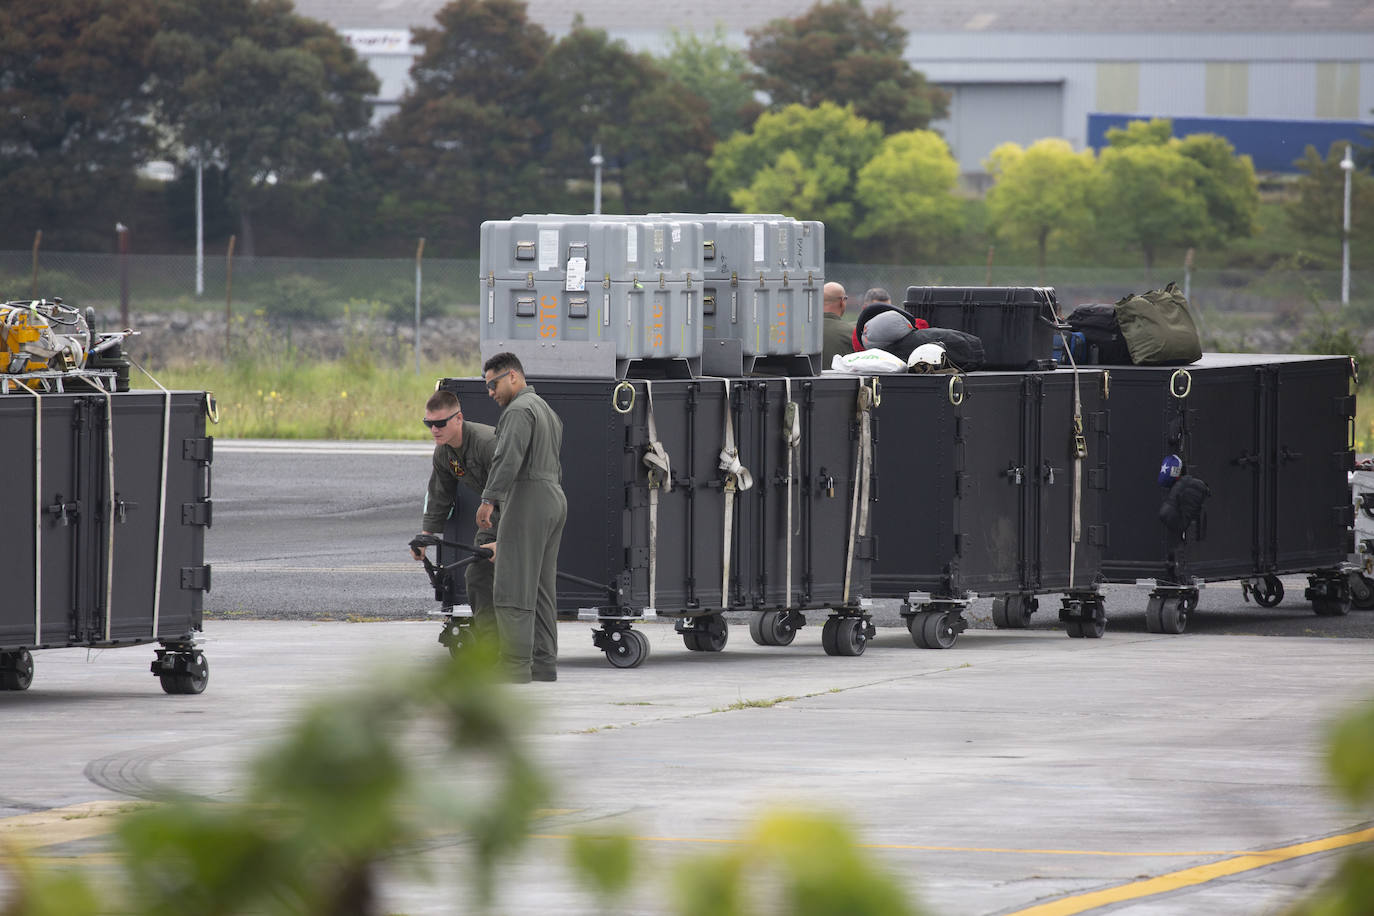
<box><xmin>415</xmin><ymin>389</ymin><xmax>499</xmax><ymax>646</ymax></box>
<box><xmin>477</xmin><ymin>352</ymin><xmax>567</xmax><ymax>683</ymax></box>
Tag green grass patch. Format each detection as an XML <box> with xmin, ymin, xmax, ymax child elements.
<box><xmin>152</xmin><ymin>356</ymin><xmax>478</xmax><ymax>439</ymax></box>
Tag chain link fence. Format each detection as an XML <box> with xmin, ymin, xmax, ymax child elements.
<box><xmin>3</xmin><ymin>251</ymin><xmax>1369</xmax><ymax>360</ymax></box>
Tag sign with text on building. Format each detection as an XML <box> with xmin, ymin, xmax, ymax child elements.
<box><xmin>342</xmin><ymin>30</ymin><xmax>415</xmax><ymax>55</ymax></box>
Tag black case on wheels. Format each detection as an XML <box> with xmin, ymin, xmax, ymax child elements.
<box><xmin>435</xmin><ymin>376</ymin><xmax>876</xmax><ymax>664</ymax></box>
<box><xmin>903</xmin><ymin>286</ymin><xmax>1063</xmax><ymax>370</ymax></box>
<box><xmin>868</xmin><ymin>369</ymin><xmax>1111</xmax><ymax>646</ymax></box>
<box><xmin>0</xmin><ymin>390</ymin><xmax>213</xmax><ymax>691</ymax></box>
<box><xmin>1099</xmin><ymin>354</ymin><xmax>1356</xmax><ymax>631</ymax></box>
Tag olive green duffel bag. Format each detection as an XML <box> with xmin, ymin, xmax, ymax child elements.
<box><xmin>1114</xmin><ymin>282</ymin><xmax>1202</xmax><ymax>365</ymax></box>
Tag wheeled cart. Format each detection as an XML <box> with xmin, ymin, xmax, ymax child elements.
<box><xmin>1098</xmin><ymin>354</ymin><xmax>1356</xmax><ymax>632</ymax></box>
<box><xmin>866</xmin><ymin>368</ymin><xmax>1111</xmax><ymax>647</ymax></box>
<box><xmin>0</xmin><ymin>381</ymin><xmax>215</xmax><ymax>692</ymax></box>
<box><xmin>434</xmin><ymin>375</ymin><xmax>876</xmax><ymax>667</ymax></box>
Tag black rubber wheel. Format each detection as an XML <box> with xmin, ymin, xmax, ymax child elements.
<box><xmin>685</xmin><ymin>615</ymin><xmax>727</xmax><ymax>652</ymax></box>
<box><xmin>1347</xmin><ymin>573</ymin><xmax>1374</xmax><ymax>611</ymax></box>
<box><xmin>1145</xmin><ymin>596</ymin><xmax>1187</xmax><ymax>635</ymax></box>
<box><xmin>1065</xmin><ymin>620</ymin><xmax>1085</xmax><ymax>638</ymax></box>
<box><xmin>1254</xmin><ymin>575</ymin><xmax>1284</xmax><ymax>608</ymax></box>
<box><xmin>159</xmin><ymin>652</ymin><xmax>209</xmax><ymax>695</ymax></box>
<box><xmin>992</xmin><ymin>594</ymin><xmax>1036</xmax><ymax>629</ymax></box>
<box><xmin>605</xmin><ymin>629</ymin><xmax>648</xmax><ymax>668</ymax></box>
<box><xmin>821</xmin><ymin>618</ymin><xmax>840</xmax><ymax>656</ymax></box>
<box><xmin>749</xmin><ymin>610</ymin><xmax>797</xmax><ymax>647</ymax></box>
<box><xmin>0</xmin><ymin>650</ymin><xmax>34</xmax><ymax>691</ymax></box>
<box><xmin>830</xmin><ymin>618</ymin><xmax>866</xmax><ymax>657</ymax></box>
<box><xmin>913</xmin><ymin>612</ymin><xmax>958</xmax><ymax>649</ymax></box>
<box><xmin>1081</xmin><ymin>613</ymin><xmax>1107</xmax><ymax>639</ymax></box>
<box><xmin>1313</xmin><ymin>596</ymin><xmax>1351</xmax><ymax>617</ymax></box>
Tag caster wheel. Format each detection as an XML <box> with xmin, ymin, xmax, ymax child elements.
<box><xmin>822</xmin><ymin>618</ymin><xmax>866</xmax><ymax>657</ymax></box>
<box><xmin>159</xmin><ymin>652</ymin><xmax>209</xmax><ymax>695</ymax></box>
<box><xmin>1078</xmin><ymin>614</ymin><xmax>1106</xmax><ymax>638</ymax></box>
<box><xmin>749</xmin><ymin>610</ymin><xmax>797</xmax><ymax>647</ymax></box>
<box><xmin>1065</xmin><ymin>620</ymin><xmax>1084</xmax><ymax>638</ymax></box>
<box><xmin>911</xmin><ymin>612</ymin><xmax>958</xmax><ymax>649</ymax></box>
<box><xmin>0</xmin><ymin>650</ymin><xmax>34</xmax><ymax>691</ymax></box>
<box><xmin>684</xmin><ymin>615</ymin><xmax>728</xmax><ymax>652</ymax></box>
<box><xmin>1349</xmin><ymin>572</ymin><xmax>1374</xmax><ymax>611</ymax></box>
<box><xmin>1145</xmin><ymin>596</ymin><xmax>1188</xmax><ymax>634</ymax></box>
<box><xmin>992</xmin><ymin>594</ymin><xmax>1037</xmax><ymax>629</ymax></box>
<box><xmin>1313</xmin><ymin>597</ymin><xmax>1351</xmax><ymax>617</ymax></box>
<box><xmin>1254</xmin><ymin>575</ymin><xmax>1284</xmax><ymax>608</ymax></box>
<box><xmin>605</xmin><ymin>629</ymin><xmax>649</xmax><ymax>668</ymax></box>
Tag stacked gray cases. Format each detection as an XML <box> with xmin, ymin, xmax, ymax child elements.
<box><xmin>479</xmin><ymin>216</ymin><xmax>705</xmax><ymax>378</ymax></box>
<box><xmin>659</xmin><ymin>214</ymin><xmax>825</xmax><ymax>376</ymax></box>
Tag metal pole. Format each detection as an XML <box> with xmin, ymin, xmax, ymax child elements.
<box><xmin>195</xmin><ymin>156</ymin><xmax>204</xmax><ymax>297</ymax></box>
<box><xmin>116</xmin><ymin>223</ymin><xmax>129</xmax><ymax>328</ymax></box>
<box><xmin>225</xmin><ymin>234</ymin><xmax>236</xmax><ymax>358</ymax></box>
<box><xmin>1341</xmin><ymin>145</ymin><xmax>1354</xmax><ymax>306</ymax></box>
<box><xmin>591</xmin><ymin>144</ymin><xmax>604</xmax><ymax>215</ymax></box>
<box><xmin>414</xmin><ymin>237</ymin><xmax>425</xmax><ymax>375</ymax></box>
<box><xmin>30</xmin><ymin>230</ymin><xmax>41</xmax><ymax>298</ymax></box>
<box><xmin>1183</xmin><ymin>247</ymin><xmax>1194</xmax><ymax>302</ymax></box>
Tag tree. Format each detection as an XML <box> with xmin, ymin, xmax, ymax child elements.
<box><xmin>746</xmin><ymin>0</ymin><xmax>947</xmax><ymax>134</ymax></box>
<box><xmin>148</xmin><ymin>0</ymin><xmax>379</xmax><ymax>256</ymax></box>
<box><xmin>1177</xmin><ymin>132</ymin><xmax>1260</xmax><ymax>246</ymax></box>
<box><xmin>854</xmin><ymin>130</ymin><xmax>963</xmax><ymax>263</ymax></box>
<box><xmin>984</xmin><ymin>138</ymin><xmax>1096</xmax><ymax>278</ymax></box>
<box><xmin>1092</xmin><ymin>143</ymin><xmax>1208</xmax><ymax>274</ymax></box>
<box><xmin>708</xmin><ymin>102</ymin><xmax>882</xmax><ymax>251</ymax></box>
<box><xmin>0</xmin><ymin>0</ymin><xmax>161</xmax><ymax>250</ymax></box>
<box><xmin>534</xmin><ymin>22</ymin><xmax>714</xmax><ymax>214</ymax></box>
<box><xmin>1286</xmin><ymin>142</ymin><xmax>1374</xmax><ymax>259</ymax></box>
<box><xmin>369</xmin><ymin>0</ymin><xmax>553</xmax><ymax>250</ymax></box>
<box><xmin>657</xmin><ymin>27</ymin><xmax>761</xmax><ymax>147</ymax></box>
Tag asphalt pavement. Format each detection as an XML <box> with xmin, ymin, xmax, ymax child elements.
<box><xmin>3</xmin><ymin>439</ymin><xmax>1372</xmax><ymax>916</ymax></box>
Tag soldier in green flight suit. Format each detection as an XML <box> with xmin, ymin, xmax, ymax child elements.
<box><xmin>411</xmin><ymin>389</ymin><xmax>499</xmax><ymax>645</ymax></box>
<box><xmin>477</xmin><ymin>352</ymin><xmax>567</xmax><ymax>683</ymax></box>
<box><xmin>822</xmin><ymin>281</ymin><xmax>854</xmax><ymax>367</ymax></box>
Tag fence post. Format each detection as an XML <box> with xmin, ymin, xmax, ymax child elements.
<box><xmin>30</xmin><ymin>230</ymin><xmax>41</xmax><ymax>298</ymax></box>
<box><xmin>225</xmin><ymin>235</ymin><xmax>236</xmax><ymax>359</ymax></box>
<box><xmin>415</xmin><ymin>237</ymin><xmax>425</xmax><ymax>375</ymax></box>
<box><xmin>116</xmin><ymin>223</ymin><xmax>130</xmax><ymax>328</ymax></box>
<box><xmin>985</xmin><ymin>245</ymin><xmax>995</xmax><ymax>286</ymax></box>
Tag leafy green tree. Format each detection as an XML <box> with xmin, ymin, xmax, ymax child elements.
<box><xmin>1286</xmin><ymin>141</ymin><xmax>1374</xmax><ymax>260</ymax></box>
<box><xmin>1103</xmin><ymin>117</ymin><xmax>1174</xmax><ymax>148</ymax></box>
<box><xmin>984</xmin><ymin>138</ymin><xmax>1096</xmax><ymax>278</ymax></box>
<box><xmin>0</xmin><ymin>0</ymin><xmax>161</xmax><ymax>250</ymax></box>
<box><xmin>658</xmin><ymin>26</ymin><xmax>762</xmax><ymax>147</ymax></box>
<box><xmin>149</xmin><ymin>0</ymin><xmax>379</xmax><ymax>256</ymax></box>
<box><xmin>369</xmin><ymin>0</ymin><xmax>553</xmax><ymax>251</ymax></box>
<box><xmin>854</xmin><ymin>130</ymin><xmax>963</xmax><ymax>262</ymax></box>
<box><xmin>708</xmin><ymin>102</ymin><xmax>882</xmax><ymax>251</ymax></box>
<box><xmin>746</xmin><ymin>0</ymin><xmax>948</xmax><ymax>133</ymax></box>
<box><xmin>534</xmin><ymin>21</ymin><xmax>714</xmax><ymax>214</ymax></box>
<box><xmin>1092</xmin><ymin>142</ymin><xmax>1208</xmax><ymax>273</ymax></box>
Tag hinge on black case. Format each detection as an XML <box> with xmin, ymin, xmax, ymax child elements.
<box><xmin>183</xmin><ymin>437</ymin><xmax>213</xmax><ymax>463</ymax></box>
<box><xmin>182</xmin><ymin>500</ymin><xmax>213</xmax><ymax>527</ymax></box>
<box><xmin>1088</xmin><ymin>525</ymin><xmax>1108</xmax><ymax>546</ymax></box>
<box><xmin>180</xmin><ymin>565</ymin><xmax>211</xmax><ymax>591</ymax></box>
<box><xmin>1088</xmin><ymin>468</ymin><xmax>1108</xmax><ymax>489</ymax></box>
<box><xmin>855</xmin><ymin>536</ymin><xmax>875</xmax><ymax>560</ymax></box>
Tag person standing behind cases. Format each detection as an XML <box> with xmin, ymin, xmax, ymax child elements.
<box><xmin>822</xmin><ymin>281</ymin><xmax>854</xmax><ymax>366</ymax></box>
<box><xmin>412</xmin><ymin>389</ymin><xmax>500</xmax><ymax>647</ymax></box>
<box><xmin>863</xmin><ymin>287</ymin><xmax>893</xmax><ymax>309</ymax></box>
<box><xmin>477</xmin><ymin>352</ymin><xmax>567</xmax><ymax>683</ymax></box>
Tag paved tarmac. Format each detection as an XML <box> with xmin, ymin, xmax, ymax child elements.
<box><xmin>3</xmin><ymin>617</ymin><xmax>1372</xmax><ymax>915</ymax></box>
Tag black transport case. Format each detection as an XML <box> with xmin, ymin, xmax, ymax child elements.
<box><xmin>902</xmin><ymin>286</ymin><xmax>1062</xmax><ymax>370</ymax></box>
<box><xmin>867</xmin><ymin>369</ymin><xmax>1111</xmax><ymax>646</ymax></box>
<box><xmin>0</xmin><ymin>389</ymin><xmax>213</xmax><ymax>691</ymax></box>
<box><xmin>435</xmin><ymin>375</ymin><xmax>876</xmax><ymax>664</ymax></box>
<box><xmin>1098</xmin><ymin>353</ymin><xmax>1356</xmax><ymax>631</ymax></box>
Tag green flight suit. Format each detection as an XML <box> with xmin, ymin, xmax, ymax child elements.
<box><xmin>422</xmin><ymin>421</ymin><xmax>499</xmax><ymax>643</ymax></box>
<box><xmin>482</xmin><ymin>386</ymin><xmax>567</xmax><ymax>681</ymax></box>
<box><xmin>823</xmin><ymin>311</ymin><xmax>856</xmax><ymax>367</ymax></box>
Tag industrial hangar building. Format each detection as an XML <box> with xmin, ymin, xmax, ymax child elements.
<box><xmin>296</xmin><ymin>0</ymin><xmax>1374</xmax><ymax>177</ymax></box>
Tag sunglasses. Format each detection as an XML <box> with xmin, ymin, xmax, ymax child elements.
<box><xmin>485</xmin><ymin>369</ymin><xmax>511</xmax><ymax>391</ymax></box>
<box><xmin>422</xmin><ymin>410</ymin><xmax>461</xmax><ymax>429</ymax></box>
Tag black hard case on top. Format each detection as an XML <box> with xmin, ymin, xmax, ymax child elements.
<box><xmin>868</xmin><ymin>369</ymin><xmax>1109</xmax><ymax>599</ymax></box>
<box><xmin>1099</xmin><ymin>353</ymin><xmax>1354</xmax><ymax>584</ymax></box>
<box><xmin>436</xmin><ymin>376</ymin><xmax>872</xmax><ymax>617</ymax></box>
<box><xmin>902</xmin><ymin>286</ymin><xmax>1062</xmax><ymax>370</ymax></box>
<box><xmin>0</xmin><ymin>391</ymin><xmax>212</xmax><ymax>651</ymax></box>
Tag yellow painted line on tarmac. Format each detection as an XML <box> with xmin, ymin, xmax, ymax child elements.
<box><xmin>1003</xmin><ymin>826</ymin><xmax>1374</xmax><ymax>916</ymax></box>
<box><xmin>0</xmin><ymin>801</ymin><xmax>146</xmax><ymax>856</ymax></box>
